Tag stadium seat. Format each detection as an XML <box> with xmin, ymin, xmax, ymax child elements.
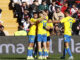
<box><xmin>0</xmin><ymin>0</ymin><xmax>18</xmax><ymax>36</ymax></box>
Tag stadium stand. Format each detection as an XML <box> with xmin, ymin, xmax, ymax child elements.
<box><xmin>0</xmin><ymin>0</ymin><xmax>18</xmax><ymax>36</ymax></box>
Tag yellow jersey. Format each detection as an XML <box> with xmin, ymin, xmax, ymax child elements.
<box><xmin>60</xmin><ymin>16</ymin><xmax>76</xmax><ymax>36</ymax></box>
<box><xmin>46</xmin><ymin>23</ymin><xmax>53</xmax><ymax>36</ymax></box>
<box><xmin>28</xmin><ymin>18</ymin><xmax>37</xmax><ymax>35</ymax></box>
<box><xmin>38</xmin><ymin>20</ymin><xmax>47</xmax><ymax>35</ymax></box>
<box><xmin>45</xmin><ymin>16</ymin><xmax>48</xmax><ymax>20</ymax></box>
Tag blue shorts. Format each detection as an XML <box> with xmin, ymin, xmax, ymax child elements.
<box><xmin>28</xmin><ymin>35</ymin><xmax>35</xmax><ymax>43</ymax></box>
<box><xmin>64</xmin><ymin>35</ymin><xmax>71</xmax><ymax>43</ymax></box>
<box><xmin>37</xmin><ymin>34</ymin><xmax>47</xmax><ymax>42</ymax></box>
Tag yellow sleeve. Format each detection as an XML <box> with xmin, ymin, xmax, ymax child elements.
<box><xmin>50</xmin><ymin>23</ymin><xmax>53</xmax><ymax>28</ymax></box>
<box><xmin>30</xmin><ymin>18</ymin><xmax>37</xmax><ymax>22</ymax></box>
<box><xmin>72</xmin><ymin>18</ymin><xmax>76</xmax><ymax>23</ymax></box>
<box><xmin>46</xmin><ymin>23</ymin><xmax>53</xmax><ymax>28</ymax></box>
<box><xmin>60</xmin><ymin>18</ymin><xmax>67</xmax><ymax>23</ymax></box>
<box><xmin>46</xmin><ymin>16</ymin><xmax>48</xmax><ymax>20</ymax></box>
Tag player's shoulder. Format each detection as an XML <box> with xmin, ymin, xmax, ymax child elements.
<box><xmin>30</xmin><ymin>18</ymin><xmax>34</xmax><ymax>20</ymax></box>
<box><xmin>68</xmin><ymin>16</ymin><xmax>75</xmax><ymax>21</ymax></box>
<box><xmin>66</xmin><ymin>16</ymin><xmax>74</xmax><ymax>20</ymax></box>
<box><xmin>31</xmin><ymin>18</ymin><xmax>38</xmax><ymax>22</ymax></box>
<box><xmin>47</xmin><ymin>22</ymin><xmax>53</xmax><ymax>26</ymax></box>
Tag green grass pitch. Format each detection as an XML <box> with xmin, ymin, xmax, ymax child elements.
<box><xmin>0</xmin><ymin>54</ymin><xmax>80</xmax><ymax>60</ymax></box>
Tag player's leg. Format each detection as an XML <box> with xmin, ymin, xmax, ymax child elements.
<box><xmin>61</xmin><ymin>35</ymin><xmax>70</xmax><ymax>59</ymax></box>
<box><xmin>37</xmin><ymin>34</ymin><xmax>43</xmax><ymax>59</ymax></box>
<box><xmin>61</xmin><ymin>43</ymin><xmax>67</xmax><ymax>59</ymax></box>
<box><xmin>65</xmin><ymin>36</ymin><xmax>73</xmax><ymax>60</ymax></box>
<box><xmin>61</xmin><ymin>42</ymin><xmax>67</xmax><ymax>59</ymax></box>
<box><xmin>64</xmin><ymin>42</ymin><xmax>73</xmax><ymax>60</ymax></box>
<box><xmin>42</xmin><ymin>34</ymin><xmax>47</xmax><ymax>59</ymax></box>
<box><xmin>27</xmin><ymin>35</ymin><xmax>35</xmax><ymax>59</ymax></box>
<box><xmin>62</xmin><ymin>35</ymin><xmax>73</xmax><ymax>59</ymax></box>
<box><xmin>46</xmin><ymin>36</ymin><xmax>50</xmax><ymax>57</ymax></box>
<box><xmin>34</xmin><ymin>36</ymin><xmax>38</xmax><ymax>58</ymax></box>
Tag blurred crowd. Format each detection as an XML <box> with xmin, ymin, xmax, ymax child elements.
<box><xmin>0</xmin><ymin>8</ymin><xmax>5</xmax><ymax>36</ymax></box>
<box><xmin>9</xmin><ymin>0</ymin><xmax>80</xmax><ymax>36</ymax></box>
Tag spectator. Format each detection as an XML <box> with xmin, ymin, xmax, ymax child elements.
<box><xmin>52</xmin><ymin>7</ymin><xmax>64</xmax><ymax>20</ymax></box>
<box><xmin>21</xmin><ymin>2</ymin><xmax>29</xmax><ymax>13</ymax></box>
<box><xmin>56</xmin><ymin>1</ymin><xmax>63</xmax><ymax>8</ymax></box>
<box><xmin>72</xmin><ymin>8</ymin><xmax>80</xmax><ymax>35</ymax></box>
<box><xmin>61</xmin><ymin>2</ymin><xmax>68</xmax><ymax>13</ymax></box>
<box><xmin>21</xmin><ymin>9</ymin><xmax>30</xmax><ymax>21</ymax></box>
<box><xmin>38</xmin><ymin>0</ymin><xmax>48</xmax><ymax>11</ymax></box>
<box><xmin>0</xmin><ymin>22</ymin><xmax>5</xmax><ymax>36</ymax></box>
<box><xmin>49</xmin><ymin>1</ymin><xmax>57</xmax><ymax>13</ymax></box>
<box><xmin>49</xmin><ymin>1</ymin><xmax>58</xmax><ymax>19</ymax></box>
<box><xmin>29</xmin><ymin>1</ymin><xmax>39</xmax><ymax>17</ymax></box>
<box><xmin>0</xmin><ymin>9</ymin><xmax>2</xmax><ymax>19</ymax></box>
<box><xmin>13</xmin><ymin>0</ymin><xmax>22</xmax><ymax>18</ymax></box>
<box><xmin>52</xmin><ymin>7</ymin><xmax>64</xmax><ymax>35</ymax></box>
<box><xmin>21</xmin><ymin>9</ymin><xmax>30</xmax><ymax>31</ymax></box>
<box><xmin>70</xmin><ymin>4</ymin><xmax>78</xmax><ymax>15</ymax></box>
<box><xmin>75</xmin><ymin>0</ymin><xmax>80</xmax><ymax>9</ymax></box>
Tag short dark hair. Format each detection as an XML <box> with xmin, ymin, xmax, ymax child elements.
<box><xmin>33</xmin><ymin>12</ymin><xmax>38</xmax><ymax>15</ymax></box>
<box><xmin>38</xmin><ymin>11</ymin><xmax>43</xmax><ymax>14</ymax></box>
<box><xmin>65</xmin><ymin>9</ymin><xmax>70</xmax><ymax>14</ymax></box>
<box><xmin>44</xmin><ymin>9</ymin><xmax>48</xmax><ymax>12</ymax></box>
<box><xmin>42</xmin><ymin>0</ymin><xmax>46</xmax><ymax>2</ymax></box>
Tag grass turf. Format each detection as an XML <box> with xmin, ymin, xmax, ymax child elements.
<box><xmin>0</xmin><ymin>54</ymin><xmax>80</xmax><ymax>60</ymax></box>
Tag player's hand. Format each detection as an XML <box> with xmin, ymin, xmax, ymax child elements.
<box><xmin>46</xmin><ymin>26</ymin><xmax>50</xmax><ymax>30</ymax></box>
<box><xmin>31</xmin><ymin>22</ymin><xmax>35</xmax><ymax>25</ymax></box>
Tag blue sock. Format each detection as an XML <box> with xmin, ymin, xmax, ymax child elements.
<box><xmin>44</xmin><ymin>49</ymin><xmax>48</xmax><ymax>56</ymax></box>
<box><xmin>42</xmin><ymin>49</ymin><xmax>45</xmax><ymax>56</ymax></box>
<box><xmin>46</xmin><ymin>50</ymin><xmax>49</xmax><ymax>57</ymax></box>
<box><xmin>63</xmin><ymin>48</ymin><xmax>67</xmax><ymax>56</ymax></box>
<box><xmin>27</xmin><ymin>47</ymin><xmax>33</xmax><ymax>56</ymax></box>
<box><xmin>39</xmin><ymin>49</ymin><xmax>42</xmax><ymax>56</ymax></box>
<box><xmin>66</xmin><ymin>48</ymin><xmax>72</xmax><ymax>56</ymax></box>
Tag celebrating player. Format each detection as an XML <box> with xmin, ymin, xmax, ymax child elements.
<box><xmin>53</xmin><ymin>10</ymin><xmax>76</xmax><ymax>60</ymax></box>
<box><xmin>37</xmin><ymin>11</ymin><xmax>47</xmax><ymax>59</ymax></box>
<box><xmin>46</xmin><ymin>19</ymin><xmax>53</xmax><ymax>58</ymax></box>
<box><xmin>27</xmin><ymin>12</ymin><xmax>38</xmax><ymax>59</ymax></box>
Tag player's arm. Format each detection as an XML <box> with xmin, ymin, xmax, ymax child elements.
<box><xmin>29</xmin><ymin>18</ymin><xmax>44</xmax><ymax>25</ymax></box>
<box><xmin>28</xmin><ymin>20</ymin><xmax>33</xmax><ymax>25</ymax></box>
<box><xmin>53</xmin><ymin>17</ymin><xmax>66</xmax><ymax>23</ymax></box>
<box><xmin>52</xmin><ymin>20</ymin><xmax>61</xmax><ymax>23</ymax></box>
<box><xmin>29</xmin><ymin>19</ymin><xmax>36</xmax><ymax>25</ymax></box>
<box><xmin>37</xmin><ymin>17</ymin><xmax>45</xmax><ymax>23</ymax></box>
<box><xmin>45</xmin><ymin>25</ymin><xmax>53</xmax><ymax>31</ymax></box>
<box><xmin>46</xmin><ymin>26</ymin><xmax>51</xmax><ymax>31</ymax></box>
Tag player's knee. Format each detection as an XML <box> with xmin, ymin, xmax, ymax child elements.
<box><xmin>47</xmin><ymin>42</ymin><xmax>50</xmax><ymax>46</ymax></box>
<box><xmin>29</xmin><ymin>43</ymin><xmax>34</xmax><ymax>47</ymax></box>
<box><xmin>65</xmin><ymin>43</ymin><xmax>69</xmax><ymax>48</ymax></box>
